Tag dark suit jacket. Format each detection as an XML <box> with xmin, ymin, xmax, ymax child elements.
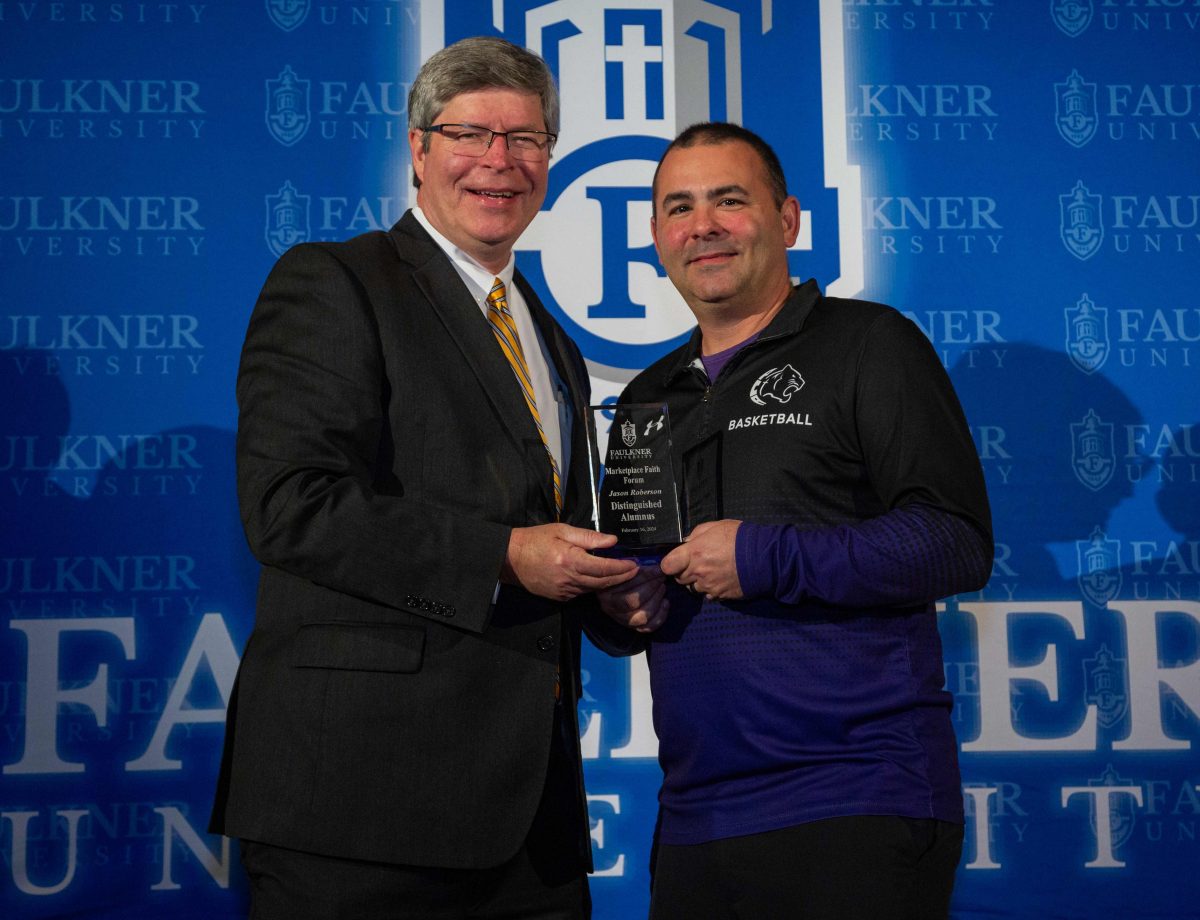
<box><xmin>211</xmin><ymin>211</ymin><xmax>617</xmax><ymax>871</ymax></box>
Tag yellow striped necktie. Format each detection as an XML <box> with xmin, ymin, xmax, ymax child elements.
<box><xmin>486</xmin><ymin>278</ymin><xmax>563</xmax><ymax>517</ymax></box>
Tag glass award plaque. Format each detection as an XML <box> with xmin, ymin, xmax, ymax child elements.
<box><xmin>586</xmin><ymin>403</ymin><xmax>683</xmax><ymax>560</ymax></box>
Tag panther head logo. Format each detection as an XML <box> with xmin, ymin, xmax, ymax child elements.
<box><xmin>749</xmin><ymin>364</ymin><xmax>805</xmax><ymax>406</ymax></box>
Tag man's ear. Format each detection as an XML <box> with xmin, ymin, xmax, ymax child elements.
<box><xmin>409</xmin><ymin>129</ymin><xmax>426</xmax><ymax>186</ymax></box>
<box><xmin>780</xmin><ymin>196</ymin><xmax>801</xmax><ymax>248</ymax></box>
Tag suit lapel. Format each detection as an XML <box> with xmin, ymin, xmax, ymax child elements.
<box><xmin>392</xmin><ymin>214</ymin><xmax>557</xmax><ymax>518</ymax></box>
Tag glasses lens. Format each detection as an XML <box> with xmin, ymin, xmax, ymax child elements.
<box><xmin>444</xmin><ymin>126</ymin><xmax>489</xmax><ymax>155</ymax></box>
<box><xmin>506</xmin><ymin>133</ymin><xmax>550</xmax><ymax>161</ymax></box>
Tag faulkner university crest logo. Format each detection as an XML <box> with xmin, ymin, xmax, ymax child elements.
<box><xmin>1060</xmin><ymin>181</ymin><xmax>1103</xmax><ymax>261</ymax></box>
<box><xmin>1065</xmin><ymin>294</ymin><xmax>1110</xmax><ymax>375</ymax></box>
<box><xmin>1071</xmin><ymin>409</ymin><xmax>1116</xmax><ymax>491</ymax></box>
<box><xmin>1055</xmin><ymin>70</ymin><xmax>1097</xmax><ymax>148</ymax></box>
<box><xmin>266</xmin><ymin>0</ymin><xmax>310</xmax><ymax>32</ymax></box>
<box><xmin>420</xmin><ymin>0</ymin><xmax>861</xmax><ymax>380</ymax></box>
<box><xmin>621</xmin><ymin>419</ymin><xmax>637</xmax><ymax>447</ymax></box>
<box><xmin>265</xmin><ymin>181</ymin><xmax>311</xmax><ymax>257</ymax></box>
<box><xmin>1076</xmin><ymin>526</ymin><xmax>1121</xmax><ymax>607</ymax></box>
<box><xmin>1083</xmin><ymin>644</ymin><xmax>1129</xmax><ymax>730</ymax></box>
<box><xmin>1051</xmin><ymin>0</ymin><xmax>1093</xmax><ymax>38</ymax></box>
<box><xmin>266</xmin><ymin>66</ymin><xmax>311</xmax><ymax>147</ymax></box>
<box><xmin>1088</xmin><ymin>765</ymin><xmax>1138</xmax><ymax>853</ymax></box>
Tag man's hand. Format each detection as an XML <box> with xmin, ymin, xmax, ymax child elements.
<box><xmin>660</xmin><ymin>520</ymin><xmax>744</xmax><ymax>600</ymax></box>
<box><xmin>598</xmin><ymin>565</ymin><xmax>669</xmax><ymax>633</ymax></box>
<box><xmin>502</xmin><ymin>525</ymin><xmax>638</xmax><ymax>602</ymax></box>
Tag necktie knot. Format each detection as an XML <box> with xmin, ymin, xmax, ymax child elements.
<box><xmin>487</xmin><ymin>278</ymin><xmax>509</xmax><ymax>314</ymax></box>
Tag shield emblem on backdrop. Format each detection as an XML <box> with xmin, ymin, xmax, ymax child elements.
<box><xmin>448</xmin><ymin>0</ymin><xmax>861</xmax><ymax>375</ymax></box>
<box><xmin>266</xmin><ymin>66</ymin><xmax>311</xmax><ymax>147</ymax></box>
<box><xmin>1088</xmin><ymin>765</ymin><xmax>1138</xmax><ymax>852</ymax></box>
<box><xmin>1052</xmin><ymin>0</ymin><xmax>1093</xmax><ymax>38</ymax></box>
<box><xmin>1060</xmin><ymin>181</ymin><xmax>1104</xmax><ymax>261</ymax></box>
<box><xmin>1076</xmin><ymin>526</ymin><xmax>1121</xmax><ymax>607</ymax></box>
<box><xmin>1055</xmin><ymin>70</ymin><xmax>1098</xmax><ymax>147</ymax></box>
<box><xmin>1084</xmin><ymin>645</ymin><xmax>1129</xmax><ymax>729</ymax></box>
<box><xmin>265</xmin><ymin>181</ymin><xmax>311</xmax><ymax>258</ymax></box>
<box><xmin>1071</xmin><ymin>409</ymin><xmax>1115</xmax><ymax>491</ymax></box>
<box><xmin>1065</xmin><ymin>294</ymin><xmax>1110</xmax><ymax>374</ymax></box>
<box><xmin>266</xmin><ymin>0</ymin><xmax>310</xmax><ymax>31</ymax></box>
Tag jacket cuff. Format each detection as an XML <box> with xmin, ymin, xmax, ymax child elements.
<box><xmin>735</xmin><ymin>521</ymin><xmax>784</xmax><ymax>599</ymax></box>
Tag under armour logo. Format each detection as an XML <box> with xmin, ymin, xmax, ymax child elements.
<box><xmin>644</xmin><ymin>415</ymin><xmax>665</xmax><ymax>435</ymax></box>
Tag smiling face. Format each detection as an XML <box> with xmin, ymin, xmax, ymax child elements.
<box><xmin>409</xmin><ymin>87</ymin><xmax>549</xmax><ymax>272</ymax></box>
<box><xmin>651</xmin><ymin>140</ymin><xmax>799</xmax><ymax>324</ymax></box>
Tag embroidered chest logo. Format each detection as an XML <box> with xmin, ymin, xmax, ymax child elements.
<box><xmin>749</xmin><ymin>364</ymin><xmax>805</xmax><ymax>406</ymax></box>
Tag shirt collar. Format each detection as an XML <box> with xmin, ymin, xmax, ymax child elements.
<box><xmin>412</xmin><ymin>206</ymin><xmax>515</xmax><ymax>303</ymax></box>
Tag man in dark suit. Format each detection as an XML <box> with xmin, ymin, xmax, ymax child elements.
<box><xmin>211</xmin><ymin>36</ymin><xmax>638</xmax><ymax>919</ymax></box>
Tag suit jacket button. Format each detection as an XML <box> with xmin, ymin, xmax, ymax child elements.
<box><xmin>537</xmin><ymin>635</ymin><xmax>555</xmax><ymax>652</ymax></box>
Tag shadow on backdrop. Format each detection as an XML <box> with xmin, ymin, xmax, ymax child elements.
<box><xmin>1</xmin><ymin>347</ymin><xmax>255</xmax><ymax>918</ymax></box>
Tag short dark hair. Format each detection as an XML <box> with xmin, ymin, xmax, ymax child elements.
<box><xmin>651</xmin><ymin>122</ymin><xmax>789</xmax><ymax>213</ymax></box>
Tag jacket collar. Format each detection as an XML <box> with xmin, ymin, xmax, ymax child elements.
<box><xmin>662</xmin><ymin>279</ymin><xmax>823</xmax><ymax>386</ymax></box>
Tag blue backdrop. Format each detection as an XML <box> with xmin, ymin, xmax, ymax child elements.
<box><xmin>2</xmin><ymin>1</ymin><xmax>1198</xmax><ymax>917</ymax></box>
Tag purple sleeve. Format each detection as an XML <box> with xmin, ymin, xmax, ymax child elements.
<box><xmin>735</xmin><ymin>504</ymin><xmax>992</xmax><ymax>608</ymax></box>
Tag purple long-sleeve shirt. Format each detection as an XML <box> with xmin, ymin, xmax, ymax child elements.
<box><xmin>737</xmin><ymin>504</ymin><xmax>990</xmax><ymax>608</ymax></box>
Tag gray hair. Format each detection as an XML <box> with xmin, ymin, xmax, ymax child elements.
<box><xmin>408</xmin><ymin>35</ymin><xmax>560</xmax><ymax>147</ymax></box>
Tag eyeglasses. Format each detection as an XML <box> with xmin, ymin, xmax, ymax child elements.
<box><xmin>422</xmin><ymin>123</ymin><xmax>557</xmax><ymax>162</ymax></box>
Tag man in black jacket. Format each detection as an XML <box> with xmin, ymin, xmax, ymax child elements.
<box><xmin>601</xmin><ymin>122</ymin><xmax>992</xmax><ymax>920</ymax></box>
<box><xmin>211</xmin><ymin>36</ymin><xmax>636</xmax><ymax>919</ymax></box>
